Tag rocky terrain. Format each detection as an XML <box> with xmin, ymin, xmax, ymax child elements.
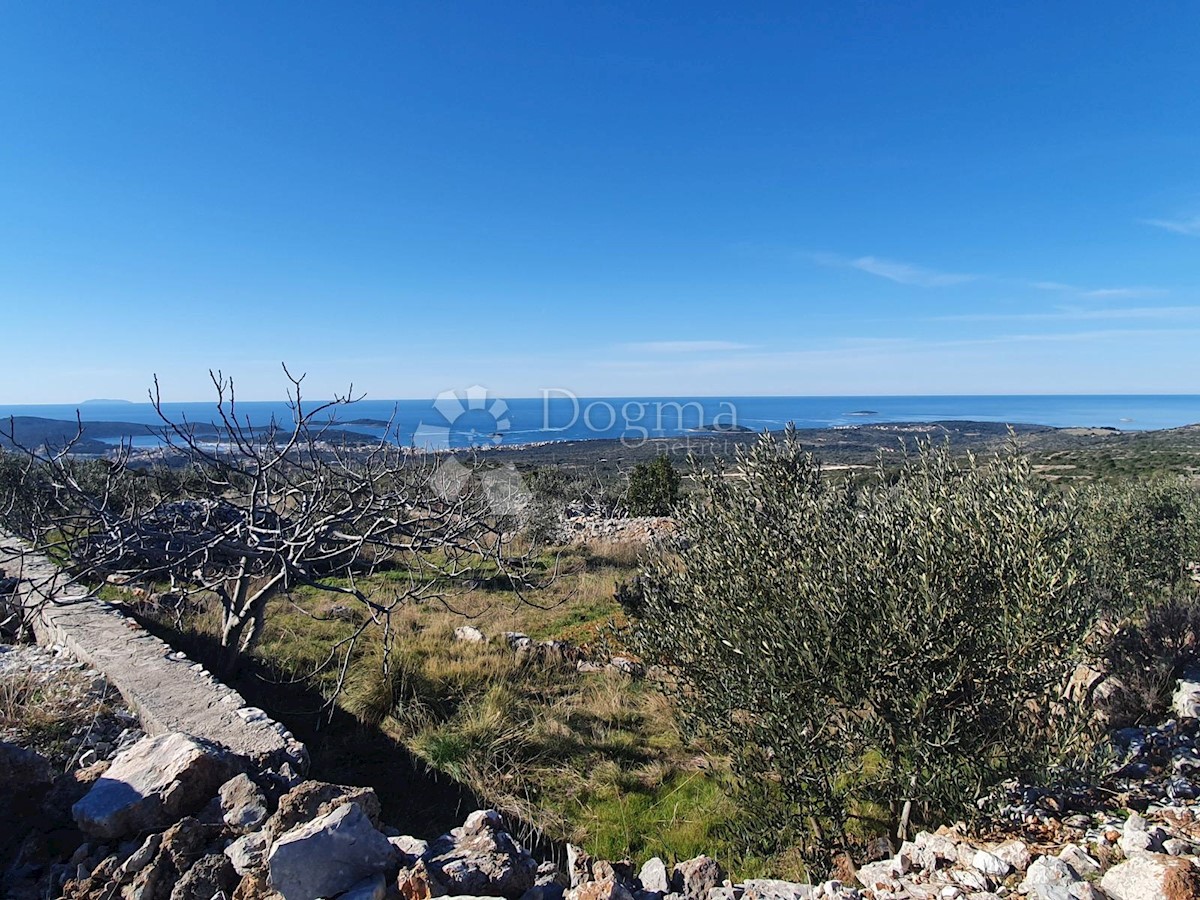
<box><xmin>6</xmin><ymin>624</ymin><xmax>1200</xmax><ymax>899</ymax></box>
<box><xmin>7</xmin><ymin>533</ymin><xmax>1200</xmax><ymax>899</ymax></box>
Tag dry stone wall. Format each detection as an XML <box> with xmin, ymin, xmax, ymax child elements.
<box><xmin>0</xmin><ymin>533</ymin><xmax>307</xmax><ymax>779</ymax></box>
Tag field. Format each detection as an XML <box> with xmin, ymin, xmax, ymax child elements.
<box><xmin>130</xmin><ymin>537</ymin><xmax>763</xmax><ymax>869</ymax></box>
<box><xmin>70</xmin><ymin>419</ymin><xmax>1200</xmax><ymax>875</ymax></box>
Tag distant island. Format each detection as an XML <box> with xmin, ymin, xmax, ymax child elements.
<box><xmin>845</xmin><ymin>410</ymin><xmax>879</xmax><ymax>416</ymax></box>
<box><xmin>344</xmin><ymin>418</ymin><xmax>394</xmax><ymax>427</ymax></box>
<box><xmin>81</xmin><ymin>398</ymin><xmax>134</xmax><ymax>405</ymax></box>
<box><xmin>691</xmin><ymin>423</ymin><xmax>754</xmax><ymax>433</ymax></box>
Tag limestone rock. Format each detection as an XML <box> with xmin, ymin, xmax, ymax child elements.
<box><xmin>672</xmin><ymin>856</ymin><xmax>723</xmax><ymax>900</ymax></box>
<box><xmin>992</xmin><ymin>839</ymin><xmax>1032</xmax><ymax>872</ymax></box>
<box><xmin>456</xmin><ymin>626</ymin><xmax>487</xmax><ymax>643</ymax></box>
<box><xmin>949</xmin><ymin>867</ymin><xmax>990</xmax><ymax>892</ymax></box>
<box><xmin>971</xmin><ymin>849</ymin><xmax>1010</xmax><ymax>878</ymax></box>
<box><xmin>567</xmin><ymin>878</ymin><xmax>635</xmax><ymax>900</ymax></box>
<box><xmin>267</xmin><ymin>802</ymin><xmax>396</xmax><ymax>900</ymax></box>
<box><xmin>1100</xmin><ymin>852</ymin><xmax>1200</xmax><ymax>900</ymax></box>
<box><xmin>219</xmin><ymin>774</ymin><xmax>269</xmax><ymax>833</ymax></box>
<box><xmin>535</xmin><ymin>860</ymin><xmax>566</xmax><ymax>888</ymax></box>
<box><xmin>168</xmin><ymin>852</ymin><xmax>239</xmax><ymax>900</ymax></box>
<box><xmin>639</xmin><ymin>858</ymin><xmax>671</xmax><ymax>894</ymax></box>
<box><xmin>342</xmin><ymin>872</ymin><xmax>389</xmax><ymax>900</ymax></box>
<box><xmin>266</xmin><ymin>779</ymin><xmax>382</xmax><ymax>835</ymax></box>
<box><xmin>225</xmin><ymin>831</ymin><xmax>271</xmax><ymax>876</ymax></box>
<box><xmin>1172</xmin><ymin>672</ymin><xmax>1200</xmax><ymax>719</ymax></box>
<box><xmin>1164</xmin><ymin>838</ymin><xmax>1193</xmax><ymax>857</ymax></box>
<box><xmin>741</xmin><ymin>878</ymin><xmax>813</xmax><ymax>900</ymax></box>
<box><xmin>894</xmin><ymin>840</ymin><xmax>920</xmax><ymax>875</ymax></box>
<box><xmin>1057</xmin><ymin>844</ymin><xmax>1100</xmax><ymax>878</ymax></box>
<box><xmin>855</xmin><ymin>860</ymin><xmax>899</xmax><ymax>892</ymax></box>
<box><xmin>914</xmin><ymin>831</ymin><xmax>958</xmax><ymax>870</ymax></box>
<box><xmin>116</xmin><ymin>833</ymin><xmax>164</xmax><ymax>883</ymax></box>
<box><xmin>1025</xmin><ymin>887</ymin><xmax>1075</xmax><ymax>900</ymax></box>
<box><xmin>71</xmin><ymin>733</ymin><xmax>232</xmax><ymax>839</ymax></box>
<box><xmin>593</xmin><ymin>859</ymin><xmax>636</xmax><ymax>888</ymax></box>
<box><xmin>397</xmin><ymin>858</ymin><xmax>450</xmax><ymax>900</ymax></box>
<box><xmin>608</xmin><ymin>657</ymin><xmax>645</xmax><ymax>678</ymax></box>
<box><xmin>567</xmin><ymin>845</ymin><xmax>593</xmax><ymax>889</ymax></box>
<box><xmin>1119</xmin><ymin>813</ymin><xmax>1163</xmax><ymax>855</ymax></box>
<box><xmin>391</xmin><ymin>835</ymin><xmax>431</xmax><ymax>866</ymax></box>
<box><xmin>1019</xmin><ymin>855</ymin><xmax>1080</xmax><ymax>892</ymax></box>
<box><xmin>1065</xmin><ymin>663</ymin><xmax>1105</xmax><ymax>703</ymax></box>
<box><xmin>424</xmin><ymin>809</ymin><xmax>538</xmax><ymax>898</ymax></box>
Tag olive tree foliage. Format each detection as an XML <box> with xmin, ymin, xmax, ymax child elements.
<box><xmin>618</xmin><ymin>429</ymin><xmax>1123</xmax><ymax>870</ymax></box>
<box><xmin>1078</xmin><ymin>477</ymin><xmax>1200</xmax><ymax>603</ymax></box>
<box><xmin>1</xmin><ymin>369</ymin><xmax>543</xmax><ymax>680</ymax></box>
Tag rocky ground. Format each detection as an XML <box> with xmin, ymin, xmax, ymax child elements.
<box><xmin>0</xmin><ymin>641</ymin><xmax>145</xmax><ymax>771</ymax></box>
<box><xmin>6</xmin><ymin>638</ymin><xmax>1200</xmax><ymax>899</ymax></box>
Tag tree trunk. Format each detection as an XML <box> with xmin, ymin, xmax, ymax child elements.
<box><xmin>218</xmin><ymin>605</ymin><xmax>250</xmax><ymax>680</ymax></box>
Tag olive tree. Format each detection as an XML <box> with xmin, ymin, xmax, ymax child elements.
<box><xmin>1079</xmin><ymin>477</ymin><xmax>1200</xmax><ymax>602</ymax></box>
<box><xmin>619</xmin><ymin>429</ymin><xmax>1116</xmax><ymax>870</ymax></box>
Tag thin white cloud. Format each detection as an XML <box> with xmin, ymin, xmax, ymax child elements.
<box><xmin>811</xmin><ymin>253</ymin><xmax>1168</xmax><ymax>299</ymax></box>
<box><xmin>1078</xmin><ymin>287</ymin><xmax>1167</xmax><ymax>299</ymax></box>
<box><xmin>1142</xmin><ymin>215</ymin><xmax>1200</xmax><ymax>237</ymax></box>
<box><xmin>594</xmin><ymin>328</ymin><xmax>1200</xmax><ymax>377</ymax></box>
<box><xmin>852</xmin><ymin>256</ymin><xmax>976</xmax><ymax>286</ymax></box>
<box><xmin>811</xmin><ymin>252</ymin><xmax>977</xmax><ymax>287</ymax></box>
<box><xmin>937</xmin><ymin>306</ymin><xmax>1199</xmax><ymax>323</ymax></box>
<box><xmin>980</xmin><ymin>327</ymin><xmax>1200</xmax><ymax>345</ymax></box>
<box><xmin>1028</xmin><ymin>281</ymin><xmax>1166</xmax><ymax>300</ymax></box>
<box><xmin>622</xmin><ymin>340</ymin><xmax>752</xmax><ymax>353</ymax></box>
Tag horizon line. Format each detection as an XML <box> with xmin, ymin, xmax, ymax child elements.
<box><xmin>3</xmin><ymin>390</ymin><xmax>1200</xmax><ymax>408</ymax></box>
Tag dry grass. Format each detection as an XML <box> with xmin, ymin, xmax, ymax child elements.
<box><xmin>142</xmin><ymin>538</ymin><xmax>756</xmax><ymax>868</ymax></box>
<box><xmin>0</xmin><ymin>661</ymin><xmax>120</xmax><ymax>767</ymax></box>
<box><xmin>239</xmin><ymin>541</ymin><xmax>743</xmax><ymax>867</ymax></box>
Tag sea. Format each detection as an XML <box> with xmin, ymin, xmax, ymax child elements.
<box><xmin>1</xmin><ymin>395</ymin><xmax>1197</xmax><ymax>450</ymax></box>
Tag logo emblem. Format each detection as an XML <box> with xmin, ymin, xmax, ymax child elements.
<box><xmin>415</xmin><ymin>386</ymin><xmax>532</xmax><ymax>524</ymax></box>
<box><xmin>413</xmin><ymin>385</ymin><xmax>510</xmax><ymax>450</ymax></box>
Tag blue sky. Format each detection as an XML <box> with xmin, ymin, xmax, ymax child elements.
<box><xmin>1</xmin><ymin>2</ymin><xmax>1198</xmax><ymax>402</ymax></box>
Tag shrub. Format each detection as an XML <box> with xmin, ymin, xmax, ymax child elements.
<box><xmin>619</xmin><ymin>430</ymin><xmax>1114</xmax><ymax>871</ymax></box>
<box><xmin>625</xmin><ymin>455</ymin><xmax>681</xmax><ymax>517</ymax></box>
<box><xmin>520</xmin><ymin>467</ymin><xmax>576</xmax><ymax>547</ymax></box>
<box><xmin>1079</xmin><ymin>477</ymin><xmax>1200</xmax><ymax>604</ymax></box>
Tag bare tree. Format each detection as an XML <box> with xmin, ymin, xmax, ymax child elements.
<box><xmin>1</xmin><ymin>367</ymin><xmax>546</xmax><ymax>680</ymax></box>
